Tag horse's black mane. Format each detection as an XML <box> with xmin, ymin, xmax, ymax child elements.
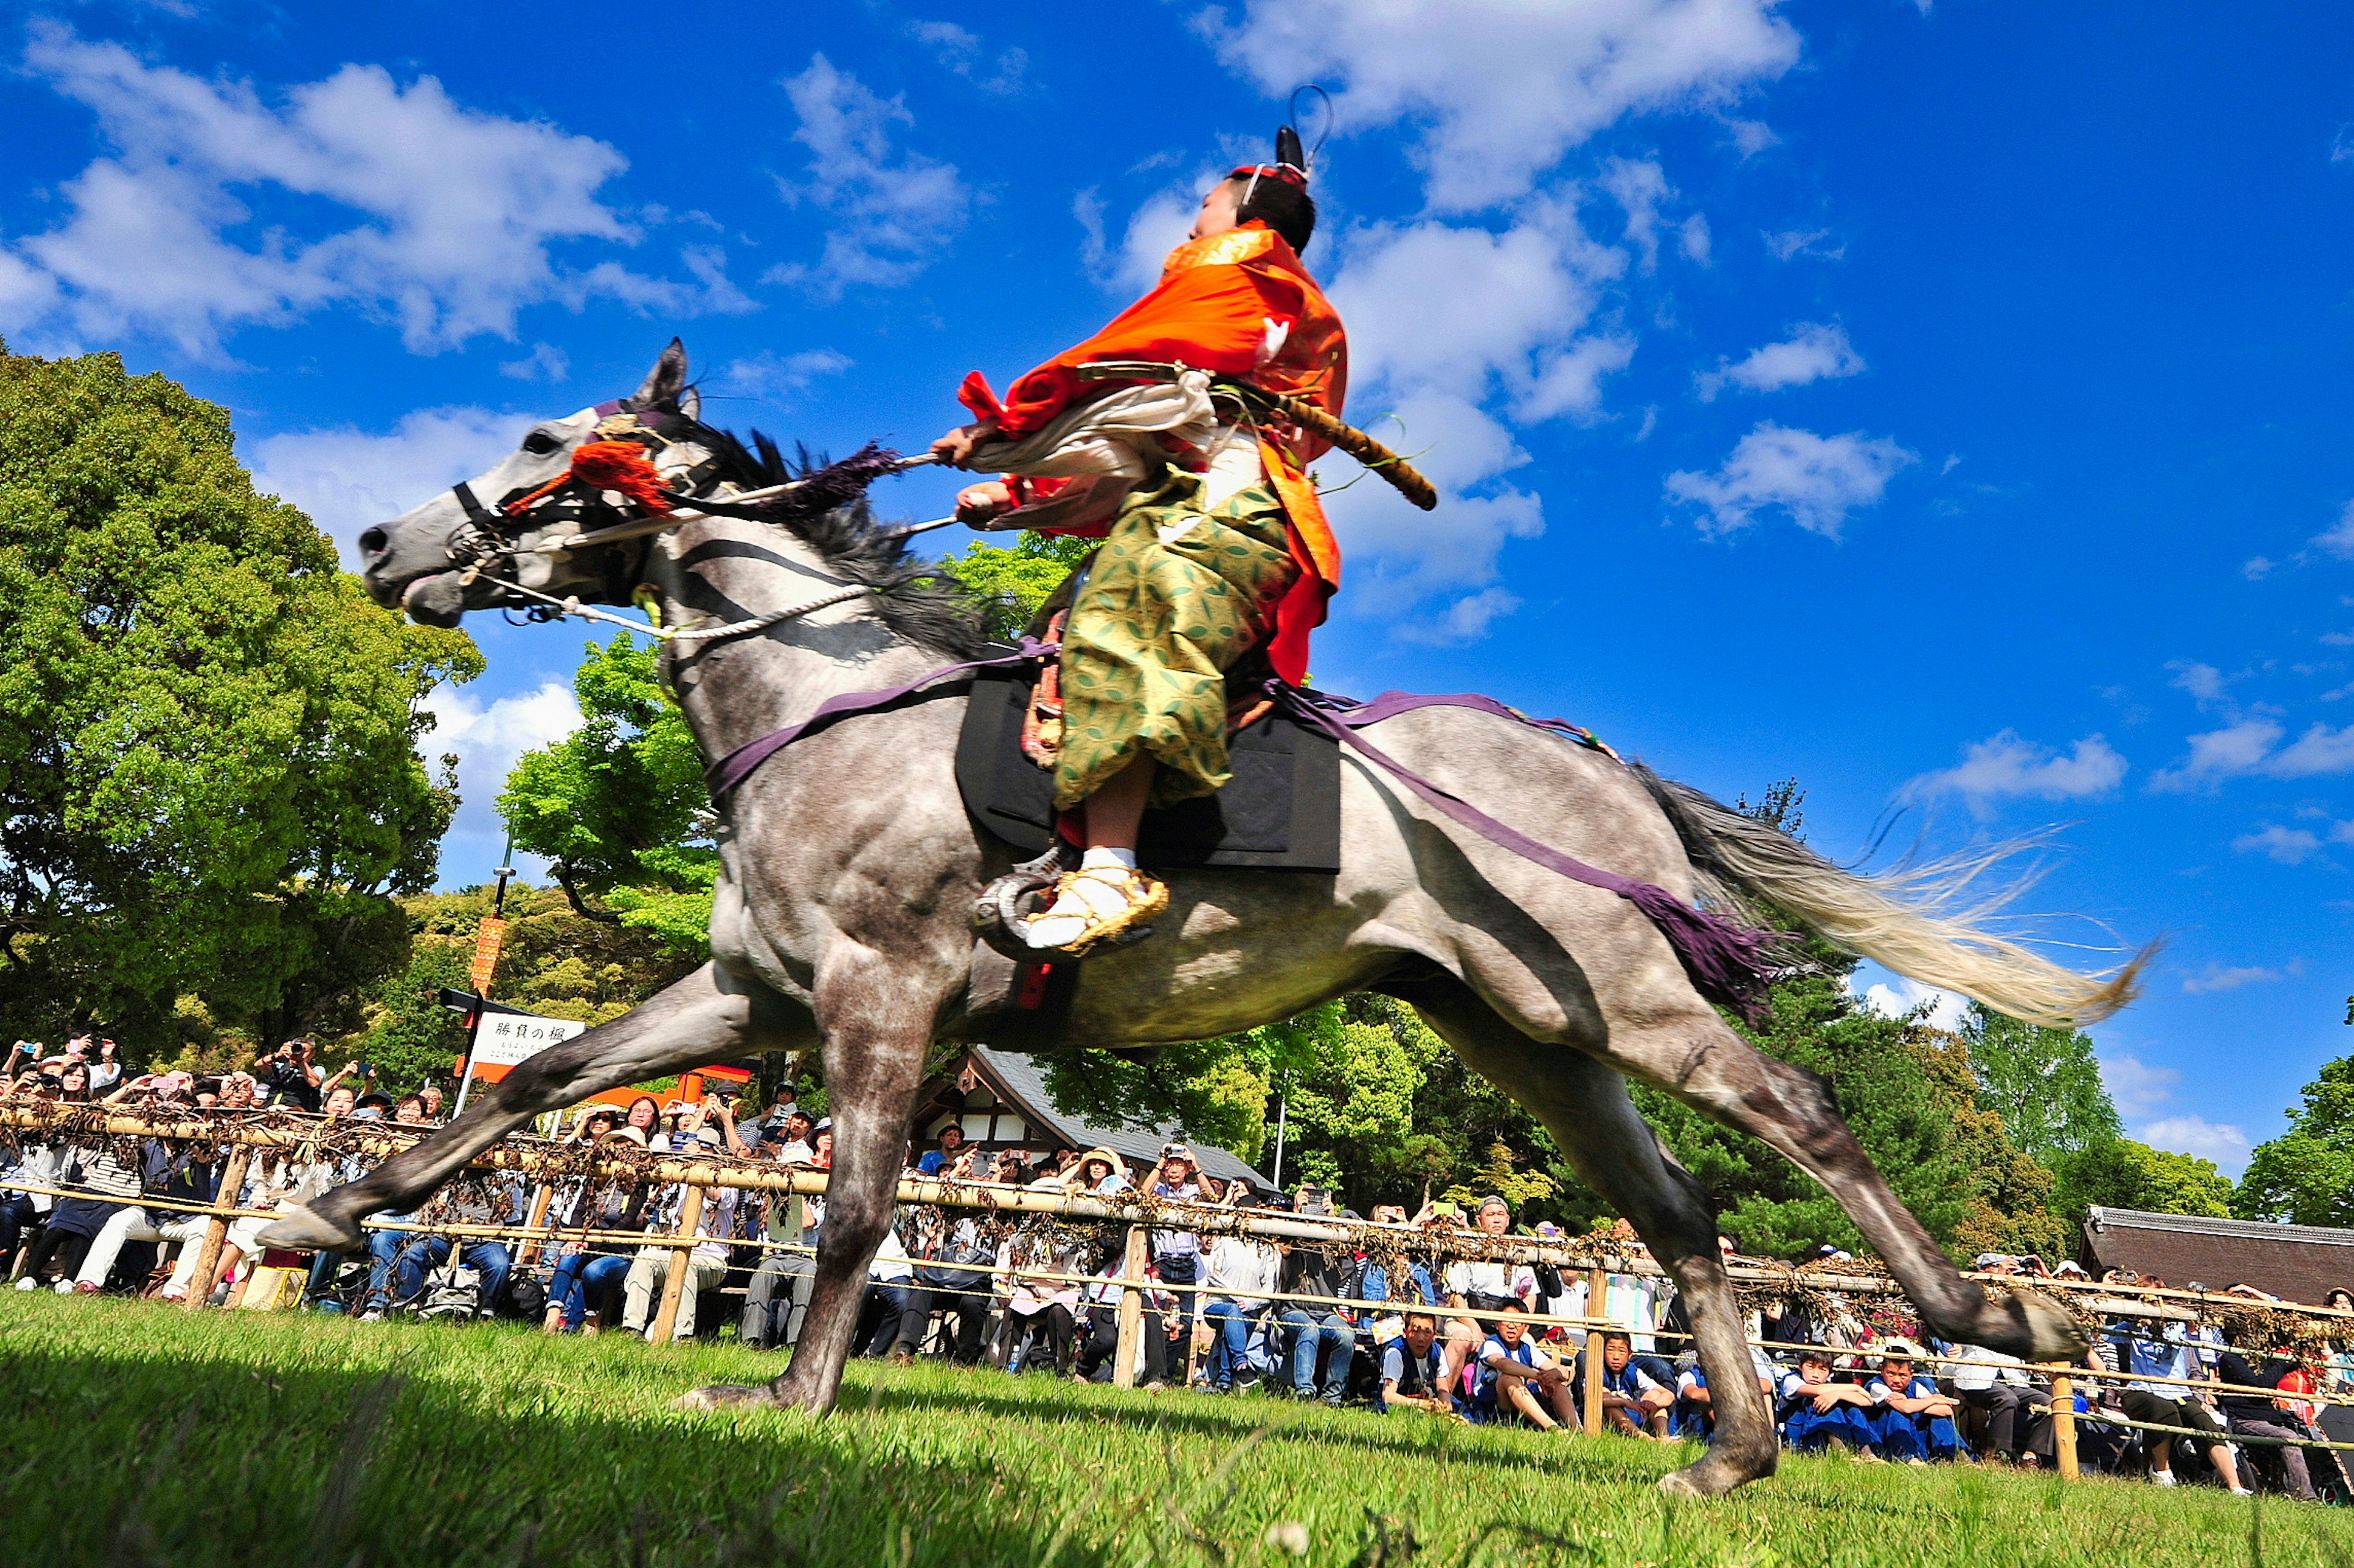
<box><xmin>657</xmin><ymin>405</ymin><xmax>994</xmax><ymax>660</ymax></box>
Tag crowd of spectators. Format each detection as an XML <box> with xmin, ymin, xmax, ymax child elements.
<box><xmin>6</xmin><ymin>1038</ymin><xmax>2354</xmax><ymax>1501</ymax></box>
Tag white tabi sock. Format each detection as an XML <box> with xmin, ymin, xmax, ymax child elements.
<box><xmin>1024</xmin><ymin>848</ymin><xmax>1143</xmax><ymax>948</ymax></box>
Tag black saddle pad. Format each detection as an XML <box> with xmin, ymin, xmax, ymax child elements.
<box><xmin>954</xmin><ymin>666</ymin><xmax>1339</xmax><ymax>872</ymax></box>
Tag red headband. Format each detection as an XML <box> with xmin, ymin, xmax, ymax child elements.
<box><xmin>1228</xmin><ymin>162</ymin><xmax>1308</xmax><ymax>191</ymax></box>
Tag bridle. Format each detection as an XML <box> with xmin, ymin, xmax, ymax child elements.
<box><xmin>436</xmin><ymin>401</ymin><xmax>932</xmax><ymax>647</ymax></box>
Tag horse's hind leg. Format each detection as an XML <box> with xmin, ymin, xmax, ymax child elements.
<box><xmin>1569</xmin><ymin>992</ymin><xmax>2084</xmax><ymax>1365</ymax></box>
<box><xmin>1390</xmin><ymin>975</ymin><xmax>1779</xmax><ymax>1496</ymax></box>
<box><xmin>261</xmin><ymin>962</ymin><xmax>812</xmax><ymax>1252</ymax></box>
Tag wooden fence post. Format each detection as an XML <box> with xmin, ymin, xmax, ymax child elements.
<box><xmin>518</xmin><ymin>1182</ymin><xmax>554</xmax><ymax>1268</ymax></box>
<box><xmin>1583</xmin><ymin>1264</ymin><xmax>1608</xmax><ymax>1437</ymax></box>
<box><xmin>2048</xmin><ymin>1368</ymin><xmax>2080</xmax><ymax>1480</ymax></box>
<box><xmin>1113</xmin><ymin>1224</ymin><xmax>1146</xmax><ymax>1389</ymax></box>
<box><xmin>183</xmin><ymin>1144</ymin><xmax>253</xmax><ymax>1310</ymax></box>
<box><xmin>647</xmin><ymin>1181</ymin><xmax>705</xmax><ymax>1344</ymax></box>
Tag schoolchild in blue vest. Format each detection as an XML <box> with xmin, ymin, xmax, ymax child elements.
<box><xmin>1864</xmin><ymin>1342</ymin><xmax>1963</xmax><ymax>1462</ymax></box>
<box><xmin>1674</xmin><ymin>1344</ymin><xmax>1781</xmax><ymax>1441</ymax></box>
<box><xmin>1466</xmin><ymin>1307</ymin><xmax>1576</xmax><ymax>1429</ymax></box>
<box><xmin>1777</xmin><ymin>1350</ymin><xmax>1881</xmax><ymax>1456</ymax></box>
<box><xmin>1583</xmin><ymin>1329</ymin><xmax>1674</xmax><ymax>1437</ymax></box>
<box><xmin>1374</xmin><ymin>1312</ymin><xmax>1452</xmax><ymax>1415</ymax></box>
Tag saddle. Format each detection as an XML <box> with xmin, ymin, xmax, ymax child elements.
<box><xmin>953</xmin><ymin>658</ymin><xmax>1341</xmax><ymax>874</ymax></box>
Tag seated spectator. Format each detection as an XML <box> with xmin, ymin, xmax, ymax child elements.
<box><xmin>994</xmin><ymin>1225</ymin><xmax>1081</xmax><ymax>1374</ymax></box>
<box><xmin>623</xmin><ymin>1176</ymin><xmax>741</xmax><ymax>1342</ymax></box>
<box><xmin>1580</xmin><ymin>1330</ymin><xmax>1672</xmax><ymax>1439</ymax></box>
<box><xmin>1777</xmin><ymin>1350</ymin><xmax>1881</xmax><ymax>1458</ymax></box>
<box><xmin>1467</xmin><ymin>1304</ymin><xmax>1576</xmax><ymax>1431</ymax></box>
<box><xmin>353</xmin><ymin>1094</ymin><xmax>436</xmax><ymax>1319</ymax></box>
<box><xmin>417</xmin><ymin>1084</ymin><xmax>447</xmax><ymax>1124</ymax></box>
<box><xmin>1375</xmin><ymin>1312</ymin><xmax>1452</xmax><ymax>1415</ymax></box>
<box><xmin>2216</xmin><ymin>1340</ymin><xmax>2337</xmax><ymax>1502</ymax></box>
<box><xmin>1276</xmin><ymin>1236</ymin><xmax>1355</xmax><ymax>1406</ymax></box>
<box><xmin>1201</xmin><ymin>1209</ymin><xmax>1281</xmax><ymax>1392</ymax></box>
<box><xmin>1072</xmin><ymin>1241</ymin><xmax>1177</xmax><ymax>1388</ymax></box>
<box><xmin>2109</xmin><ymin>1315</ymin><xmax>2252</xmax><ymax>1493</ymax></box>
<box><xmin>1866</xmin><ymin>1342</ymin><xmax>1962</xmax><ymax>1464</ymax></box>
<box><xmin>1672</xmin><ymin>1344</ymin><xmax>1780</xmax><ymax>1441</ymax></box>
<box><xmin>1941</xmin><ymin>1336</ymin><xmax>2041</xmax><ymax>1463</ymax></box>
<box><xmin>858</xmin><ymin>1220</ymin><xmax>920</xmax><ymax>1358</ymax></box>
<box><xmin>392</xmin><ymin>1173</ymin><xmax>526</xmax><ymax>1319</ymax></box>
<box><xmin>741</xmin><ymin>1141</ymin><xmax>822</xmax><ymax>1352</ymax></box>
<box><xmin>899</xmin><ymin>1205</ymin><xmax>992</xmax><ymax>1364</ymax></box>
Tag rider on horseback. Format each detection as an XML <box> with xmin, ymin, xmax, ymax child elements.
<box><xmin>931</xmin><ymin>125</ymin><xmax>1349</xmax><ymax>954</ymax></box>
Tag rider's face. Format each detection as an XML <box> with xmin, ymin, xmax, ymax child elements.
<box><xmin>1190</xmin><ymin>181</ymin><xmax>1243</xmax><ymax>242</ymax></box>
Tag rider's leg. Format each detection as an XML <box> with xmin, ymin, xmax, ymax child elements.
<box><xmin>1024</xmin><ymin>758</ymin><xmax>1155</xmax><ymax>947</ymax></box>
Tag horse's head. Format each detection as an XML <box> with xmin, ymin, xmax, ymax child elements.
<box><xmin>358</xmin><ymin>340</ymin><xmax>705</xmax><ymax>626</ymax></box>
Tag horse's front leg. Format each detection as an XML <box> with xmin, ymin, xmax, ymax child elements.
<box><xmin>682</xmin><ymin>951</ymin><xmax>943</xmax><ymax>1414</ymax></box>
<box><xmin>261</xmin><ymin>963</ymin><xmax>811</xmax><ymax>1251</ymax></box>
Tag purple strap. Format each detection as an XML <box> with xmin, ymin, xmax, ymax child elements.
<box><xmin>1270</xmin><ymin>685</ymin><xmax>1780</xmax><ymax>1022</ymax></box>
<box><xmin>705</xmin><ymin>638</ymin><xmax>1057</xmax><ymax>799</ymax></box>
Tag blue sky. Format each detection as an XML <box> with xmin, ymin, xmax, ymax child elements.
<box><xmin>7</xmin><ymin>1</ymin><xmax>2354</xmax><ymax>1174</ymax></box>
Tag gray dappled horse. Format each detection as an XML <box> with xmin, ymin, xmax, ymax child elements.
<box><xmin>269</xmin><ymin>343</ymin><xmax>2138</xmax><ymax>1495</ymax></box>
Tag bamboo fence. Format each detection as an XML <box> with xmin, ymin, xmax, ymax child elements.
<box><xmin>8</xmin><ymin>1101</ymin><xmax>2354</xmax><ymax>1473</ymax></box>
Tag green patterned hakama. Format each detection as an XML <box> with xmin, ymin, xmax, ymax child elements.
<box><xmin>1053</xmin><ymin>471</ymin><xmax>1300</xmax><ymax>811</ymax></box>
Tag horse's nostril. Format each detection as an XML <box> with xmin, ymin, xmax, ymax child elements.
<box><xmin>357</xmin><ymin>526</ymin><xmax>389</xmax><ymax>560</ymax></box>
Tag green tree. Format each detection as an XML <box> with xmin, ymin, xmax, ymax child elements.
<box><xmin>2233</xmin><ymin>1056</ymin><xmax>2354</xmax><ymax>1226</ymax></box>
<box><xmin>947</xmin><ymin>531</ymin><xmax>1092</xmax><ymax>639</ymax></box>
<box><xmin>497</xmin><ymin>636</ymin><xmax>715</xmax><ymax>959</ymax></box>
<box><xmin>0</xmin><ymin>346</ymin><xmax>479</xmax><ymax>1053</ymax></box>
<box><xmin>2059</xmin><ymin>1140</ymin><xmax>2235</xmax><ymax>1224</ymax></box>
<box><xmin>1959</xmin><ymin>1001</ymin><xmax>2122</xmax><ymax>1166</ymax></box>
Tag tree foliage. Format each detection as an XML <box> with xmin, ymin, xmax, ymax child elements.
<box><xmin>1960</xmin><ymin>1002</ymin><xmax>2122</xmax><ymax>1166</ymax></box>
<box><xmin>498</xmin><ymin>636</ymin><xmax>715</xmax><ymax>959</ymax></box>
<box><xmin>2233</xmin><ymin>1056</ymin><xmax>2354</xmax><ymax>1226</ymax></box>
<box><xmin>0</xmin><ymin>346</ymin><xmax>479</xmax><ymax>1054</ymax></box>
<box><xmin>947</xmin><ymin>531</ymin><xmax>1092</xmax><ymax>640</ymax></box>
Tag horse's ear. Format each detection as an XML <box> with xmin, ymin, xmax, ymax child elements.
<box><xmin>634</xmin><ymin>338</ymin><xmax>690</xmax><ymax>409</ymax></box>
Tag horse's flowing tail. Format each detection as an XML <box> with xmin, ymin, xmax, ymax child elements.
<box><xmin>1633</xmin><ymin>766</ymin><xmax>2148</xmax><ymax>1027</ymax></box>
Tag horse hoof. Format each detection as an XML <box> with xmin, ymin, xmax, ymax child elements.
<box><xmin>1658</xmin><ymin>1463</ymin><xmax>1745</xmax><ymax>1498</ymax></box>
<box><xmin>256</xmin><ymin>1203</ymin><xmax>362</xmax><ymax>1252</ymax></box>
<box><xmin>676</xmin><ymin>1385</ymin><xmax>780</xmax><ymax>1412</ymax></box>
<box><xmin>2016</xmin><ymin>1290</ymin><xmax>2090</xmax><ymax>1361</ymax></box>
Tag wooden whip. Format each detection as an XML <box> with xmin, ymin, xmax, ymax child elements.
<box><xmin>1230</xmin><ymin>383</ymin><xmax>1439</xmax><ymax>511</ymax></box>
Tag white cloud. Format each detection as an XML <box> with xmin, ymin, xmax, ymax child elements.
<box><xmin>907</xmin><ymin>20</ymin><xmax>1028</xmax><ymax>94</ymax></box>
<box><xmin>1312</xmin><ymin>203</ymin><xmax>1634</xmax><ymax>610</ymax></box>
<box><xmin>1601</xmin><ymin>157</ymin><xmax>1675</xmax><ymax>270</ymax></box>
<box><xmin>498</xmin><ymin>342</ymin><xmax>569</xmax><ymax>382</ymax></box>
<box><xmin>2150</xmin><ymin>717</ymin><xmax>2354</xmax><ymax>789</ymax></box>
<box><xmin>1664</xmin><ymin>421</ymin><xmax>1916</xmax><ymax>538</ymax></box>
<box><xmin>2165</xmin><ymin>660</ymin><xmax>2231</xmax><ymax>706</ymax></box>
<box><xmin>2098</xmin><ymin>1052</ymin><xmax>2179</xmax><ymax>1121</ymax></box>
<box><xmin>2233</xmin><ymin>824</ymin><xmax>2323</xmax><ymax>864</ymax></box>
<box><xmin>1721</xmin><ymin>118</ymin><xmax>1779</xmax><ymax>157</ymax></box>
<box><xmin>1207</xmin><ymin>0</ymin><xmax>1800</xmax><ymax>211</ymax></box>
<box><xmin>1856</xmin><ymin>974</ymin><xmax>1970</xmax><ymax>1031</ymax></box>
<box><xmin>1762</xmin><ymin>227</ymin><xmax>1843</xmax><ymax>261</ymax></box>
<box><xmin>1695</xmin><ymin>321</ymin><xmax>1864</xmax><ymax>400</ymax></box>
<box><xmin>715</xmin><ymin>348</ymin><xmax>853</xmax><ymax>402</ymax></box>
<box><xmin>1678</xmin><ymin>211</ymin><xmax>1712</xmax><ymax>264</ymax></box>
<box><xmin>2243</xmin><ymin>555</ymin><xmax>2274</xmax><ymax>580</ymax></box>
<box><xmin>1394</xmin><ymin>587</ymin><xmax>1524</xmax><ymax>645</ymax></box>
<box><xmin>5</xmin><ymin>25</ymin><xmax>743</xmax><ymax>356</ymax></box>
<box><xmin>2182</xmin><ymin>962</ymin><xmax>2285</xmax><ymax>994</ymax></box>
<box><xmin>764</xmin><ymin>55</ymin><xmax>970</xmax><ymax>298</ymax></box>
<box><xmin>247</xmin><ymin>405</ymin><xmax>534</xmax><ymax>566</ymax></box>
<box><xmin>420</xmin><ymin>679</ymin><xmax>583</xmax><ymax>867</ymax></box>
<box><xmin>1899</xmin><ymin>730</ymin><xmax>2128</xmax><ymax>808</ymax></box>
<box><xmin>2135</xmin><ymin>1114</ymin><xmax>2250</xmax><ymax>1173</ymax></box>
<box><xmin>2315</xmin><ymin>499</ymin><xmax>2354</xmax><ymax>557</ymax></box>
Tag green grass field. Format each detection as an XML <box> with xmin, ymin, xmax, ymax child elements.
<box><xmin>2</xmin><ymin>1295</ymin><xmax>2348</xmax><ymax>1568</ymax></box>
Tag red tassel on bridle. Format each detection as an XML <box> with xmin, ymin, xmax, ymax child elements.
<box><xmin>504</xmin><ymin>440</ymin><xmax>675</xmax><ymax>519</ymax></box>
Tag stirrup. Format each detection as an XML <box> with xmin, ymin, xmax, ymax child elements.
<box><xmin>1023</xmin><ymin>866</ymin><xmax>1170</xmax><ymax>957</ymax></box>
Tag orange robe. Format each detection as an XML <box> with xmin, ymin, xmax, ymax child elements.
<box><xmin>957</xmin><ymin>221</ymin><xmax>1348</xmax><ymax>684</ymax></box>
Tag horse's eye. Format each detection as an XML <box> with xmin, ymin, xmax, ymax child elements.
<box><xmin>521</xmin><ymin>431</ymin><xmax>562</xmax><ymax>455</ymax></box>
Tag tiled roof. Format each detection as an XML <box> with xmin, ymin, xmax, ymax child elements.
<box><xmin>970</xmin><ymin>1046</ymin><xmax>1273</xmax><ymax>1187</ymax></box>
<box><xmin>2083</xmin><ymin>1206</ymin><xmax>2354</xmax><ymax>1309</ymax></box>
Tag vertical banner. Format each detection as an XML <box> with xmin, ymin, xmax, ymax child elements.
<box><xmin>470</xmin><ymin>915</ymin><xmax>507</xmax><ymax>996</ymax></box>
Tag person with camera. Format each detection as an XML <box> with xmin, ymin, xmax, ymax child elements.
<box><xmin>1147</xmin><ymin>1144</ymin><xmax>1205</xmax><ymax>1350</ymax></box>
<box><xmin>1438</xmin><ymin>1195</ymin><xmax>1541</xmax><ymax>1395</ymax></box>
<box><xmin>252</xmin><ymin>1039</ymin><xmax>323</xmax><ymax>1112</ymax></box>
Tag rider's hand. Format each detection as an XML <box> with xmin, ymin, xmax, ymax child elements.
<box><xmin>954</xmin><ymin>481</ymin><xmax>1012</xmax><ymax>523</ymax></box>
<box><xmin>930</xmin><ymin>421</ymin><xmax>997</xmax><ymax>469</ymax></box>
